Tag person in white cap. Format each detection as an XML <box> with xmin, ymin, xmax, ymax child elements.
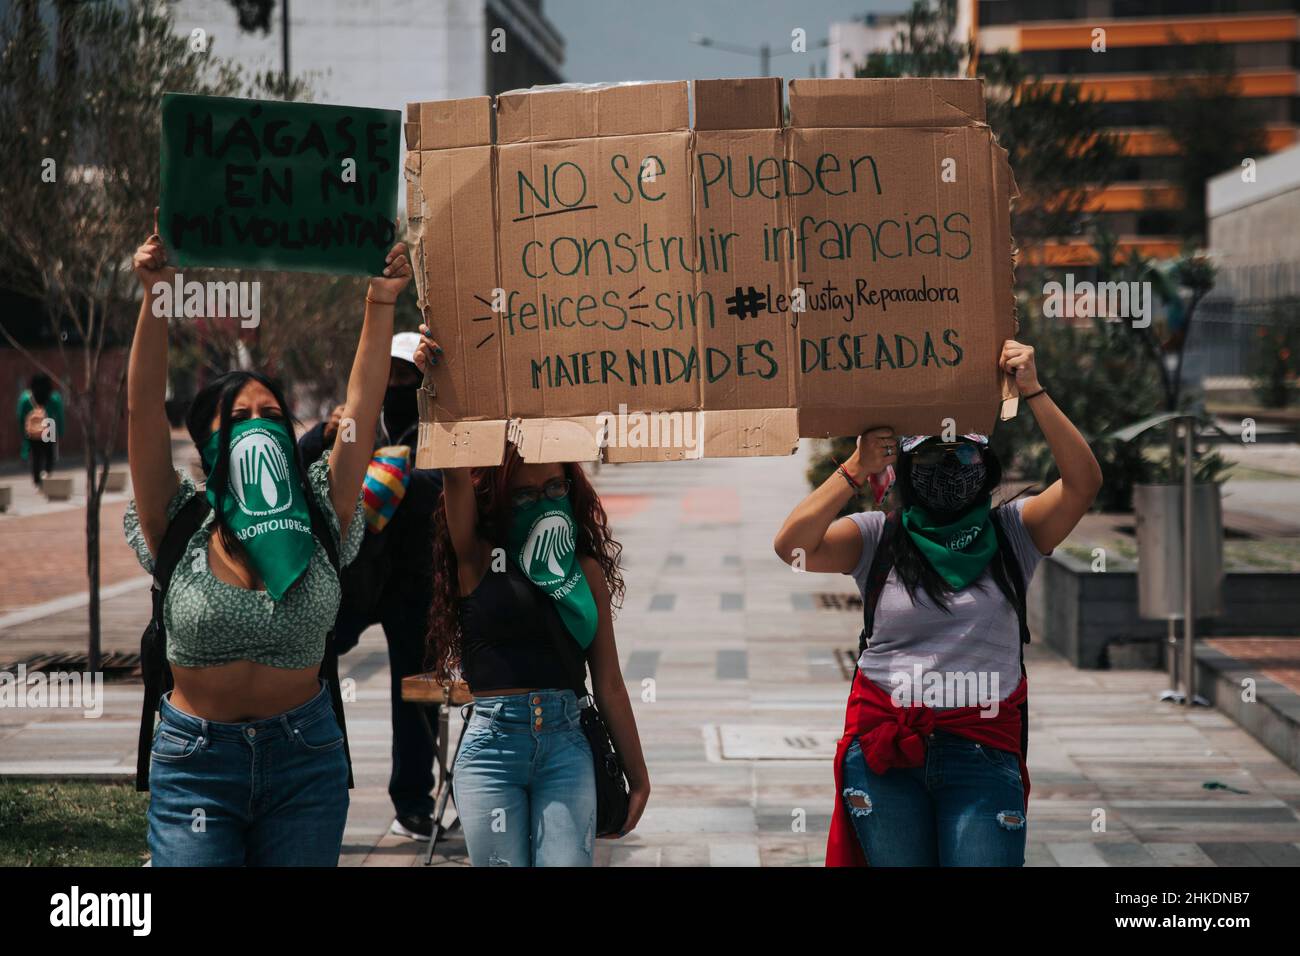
<box><xmin>775</xmin><ymin>339</ymin><xmax>1101</xmax><ymax>867</ymax></box>
<box><xmin>298</xmin><ymin>330</ymin><xmax>444</xmax><ymax>841</ymax></box>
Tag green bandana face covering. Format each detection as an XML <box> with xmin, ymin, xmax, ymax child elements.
<box><xmin>901</xmin><ymin>496</ymin><xmax>997</xmax><ymax>590</ymax></box>
<box><xmin>507</xmin><ymin>493</ymin><xmax>599</xmax><ymax>649</ymax></box>
<box><xmin>201</xmin><ymin>417</ymin><xmax>316</xmax><ymax>600</ymax></box>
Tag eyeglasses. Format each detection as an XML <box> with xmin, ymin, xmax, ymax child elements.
<box><xmin>910</xmin><ymin>442</ymin><xmax>984</xmax><ymax>467</ymax></box>
<box><xmin>510</xmin><ymin>477</ymin><xmax>572</xmax><ymax>508</ymax></box>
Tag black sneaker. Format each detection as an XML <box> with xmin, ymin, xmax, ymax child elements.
<box><xmin>389</xmin><ymin>813</ymin><xmax>434</xmax><ymax>841</ymax></box>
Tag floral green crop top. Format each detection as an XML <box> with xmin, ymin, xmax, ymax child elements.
<box><xmin>124</xmin><ymin>455</ymin><xmax>364</xmax><ymax>669</ymax></box>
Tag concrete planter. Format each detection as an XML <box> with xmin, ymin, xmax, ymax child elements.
<box><xmin>1028</xmin><ymin>551</ymin><xmax>1300</xmax><ymax>669</ymax></box>
<box><xmin>42</xmin><ymin>477</ymin><xmax>74</xmax><ymax>501</ymax></box>
<box><xmin>104</xmin><ymin>470</ymin><xmax>127</xmax><ymax>493</ymax></box>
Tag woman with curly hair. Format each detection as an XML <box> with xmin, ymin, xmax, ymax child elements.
<box><xmin>413</xmin><ymin>326</ymin><xmax>649</xmax><ymax>867</ymax></box>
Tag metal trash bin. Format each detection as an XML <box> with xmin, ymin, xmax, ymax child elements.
<box><xmin>1133</xmin><ymin>482</ymin><xmax>1223</xmax><ymax>620</ymax></box>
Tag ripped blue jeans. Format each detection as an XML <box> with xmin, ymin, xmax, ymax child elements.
<box><xmin>452</xmin><ymin>689</ymin><xmax>595</xmax><ymax>867</ymax></box>
<box><xmin>841</xmin><ymin>731</ymin><xmax>1026</xmax><ymax>866</ymax></box>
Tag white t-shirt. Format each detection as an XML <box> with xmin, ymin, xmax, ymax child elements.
<box><xmin>844</xmin><ymin>497</ymin><xmax>1048</xmax><ymax>708</ymax></box>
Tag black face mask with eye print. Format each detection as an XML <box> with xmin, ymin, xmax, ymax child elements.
<box><xmin>909</xmin><ymin>457</ymin><xmax>988</xmax><ymax>517</ymax></box>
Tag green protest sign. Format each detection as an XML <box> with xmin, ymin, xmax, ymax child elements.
<box><xmin>159</xmin><ymin>93</ymin><xmax>400</xmax><ymax>275</ymax></box>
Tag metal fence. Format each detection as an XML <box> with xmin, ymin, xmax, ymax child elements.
<box><xmin>1183</xmin><ymin>263</ymin><xmax>1300</xmax><ymax>382</ymax></box>
<box><xmin>1185</xmin><ymin>301</ymin><xmax>1281</xmax><ymax>380</ymax></box>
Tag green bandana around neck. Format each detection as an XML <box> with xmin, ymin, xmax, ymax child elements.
<box><xmin>901</xmin><ymin>496</ymin><xmax>997</xmax><ymax>590</ymax></box>
<box><xmin>201</xmin><ymin>417</ymin><xmax>316</xmax><ymax>600</ymax></box>
<box><xmin>507</xmin><ymin>493</ymin><xmax>599</xmax><ymax>649</ymax></box>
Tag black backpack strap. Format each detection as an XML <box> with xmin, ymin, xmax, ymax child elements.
<box><xmin>135</xmin><ymin>495</ymin><xmax>211</xmax><ymax>791</ymax></box>
<box><xmin>991</xmin><ymin>506</ymin><xmax>1032</xmax><ymax>759</ymax></box>
<box><xmin>990</xmin><ymin>509</ymin><xmax>1031</xmax><ymax>650</ymax></box>
<box><xmin>305</xmin><ymin>491</ymin><xmax>341</xmax><ymax>575</ymax></box>
<box><xmin>858</xmin><ymin>510</ymin><xmax>901</xmax><ymax>656</ymax></box>
<box><xmin>304</xmin><ymin>490</ymin><xmax>354</xmax><ymax>789</ymax></box>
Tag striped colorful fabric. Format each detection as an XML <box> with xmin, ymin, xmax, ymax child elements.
<box><xmin>362</xmin><ymin>445</ymin><xmax>412</xmax><ymax>533</ymax></box>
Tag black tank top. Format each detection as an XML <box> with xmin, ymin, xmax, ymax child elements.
<box><xmin>458</xmin><ymin>561</ymin><xmax>583</xmax><ymax>693</ymax></box>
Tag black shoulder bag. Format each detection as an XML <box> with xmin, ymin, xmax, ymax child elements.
<box><xmin>539</xmin><ymin>598</ymin><xmax>630</xmax><ymax>837</ymax></box>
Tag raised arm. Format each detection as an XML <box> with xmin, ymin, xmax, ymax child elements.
<box><xmin>1001</xmin><ymin>339</ymin><xmax>1102</xmax><ymax>554</ymax></box>
<box><xmin>127</xmin><ymin>217</ymin><xmax>180</xmax><ymax>557</ymax></box>
<box><xmin>773</xmin><ymin>427</ymin><xmax>897</xmax><ymax>574</ymax></box>
<box><xmin>581</xmin><ymin>554</ymin><xmax>649</xmax><ymax>838</ymax></box>
<box><xmin>327</xmin><ymin>242</ymin><xmax>411</xmax><ymax>535</ymax></box>
<box><xmin>413</xmin><ymin>325</ymin><xmax>490</xmax><ymax>592</ymax></box>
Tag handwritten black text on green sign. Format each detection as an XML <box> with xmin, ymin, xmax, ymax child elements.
<box><xmin>160</xmin><ymin>93</ymin><xmax>399</xmax><ymax>275</ymax></box>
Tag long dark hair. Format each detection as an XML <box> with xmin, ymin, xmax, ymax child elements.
<box><xmin>185</xmin><ymin>371</ymin><xmax>308</xmax><ymax>559</ymax></box>
<box><xmin>888</xmin><ymin>444</ymin><xmax>1022</xmax><ymax>613</ymax></box>
<box><xmin>426</xmin><ymin>446</ymin><xmax>626</xmax><ymax>681</ymax></box>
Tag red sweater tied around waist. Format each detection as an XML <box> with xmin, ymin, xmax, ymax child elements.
<box><xmin>825</xmin><ymin>670</ymin><xmax>1030</xmax><ymax>867</ymax></box>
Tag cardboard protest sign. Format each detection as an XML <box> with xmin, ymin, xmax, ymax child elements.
<box><xmin>405</xmin><ymin>78</ymin><xmax>1018</xmax><ymax>467</ymax></box>
<box><xmin>160</xmin><ymin>93</ymin><xmax>401</xmax><ymax>275</ymax></box>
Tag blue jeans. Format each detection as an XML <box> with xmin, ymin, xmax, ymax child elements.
<box><xmin>840</xmin><ymin>731</ymin><xmax>1026</xmax><ymax>866</ymax></box>
<box><xmin>452</xmin><ymin>689</ymin><xmax>596</xmax><ymax>867</ymax></box>
<box><xmin>147</xmin><ymin>680</ymin><xmax>350</xmax><ymax>866</ymax></box>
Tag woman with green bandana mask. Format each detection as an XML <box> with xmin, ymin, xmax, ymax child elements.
<box><xmin>123</xmin><ymin>214</ymin><xmax>412</xmax><ymax>867</ymax></box>
<box><xmin>415</xmin><ymin>327</ymin><xmax>651</xmax><ymax>868</ymax></box>
<box><xmin>775</xmin><ymin>339</ymin><xmax>1102</xmax><ymax>867</ymax></box>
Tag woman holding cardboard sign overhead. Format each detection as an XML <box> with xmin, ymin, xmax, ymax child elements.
<box><xmin>413</xmin><ymin>326</ymin><xmax>650</xmax><ymax>867</ymax></box>
<box><xmin>774</xmin><ymin>341</ymin><xmax>1101</xmax><ymax>867</ymax></box>
<box><xmin>123</xmin><ymin>213</ymin><xmax>411</xmax><ymax>866</ymax></box>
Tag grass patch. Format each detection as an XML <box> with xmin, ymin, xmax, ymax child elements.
<box><xmin>0</xmin><ymin>779</ymin><xmax>149</xmax><ymax>867</ymax></box>
<box><xmin>1222</xmin><ymin>463</ymin><xmax>1300</xmax><ymax>482</ymax></box>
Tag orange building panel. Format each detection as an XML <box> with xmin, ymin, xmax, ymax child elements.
<box><xmin>1052</xmin><ymin>70</ymin><xmax>1299</xmax><ymax>102</ymax></box>
<box><xmin>1017</xmin><ymin>14</ymin><xmax>1300</xmax><ymax>51</ymax></box>
<box><xmin>1082</xmin><ymin>184</ymin><xmax>1182</xmax><ymax>212</ymax></box>
<box><xmin>1022</xmin><ymin>238</ymin><xmax>1183</xmax><ymax>268</ymax></box>
<box><xmin>1116</xmin><ymin>125</ymin><xmax>1298</xmax><ymax>156</ymax></box>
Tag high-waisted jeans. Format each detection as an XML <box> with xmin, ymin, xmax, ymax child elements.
<box><xmin>147</xmin><ymin>680</ymin><xmax>349</xmax><ymax>866</ymax></box>
<box><xmin>452</xmin><ymin>688</ymin><xmax>596</xmax><ymax>867</ymax></box>
<box><xmin>840</xmin><ymin>730</ymin><xmax>1027</xmax><ymax>866</ymax></box>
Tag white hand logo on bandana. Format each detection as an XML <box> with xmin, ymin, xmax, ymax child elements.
<box><xmin>521</xmin><ymin>512</ymin><xmax>574</xmax><ymax>584</ymax></box>
<box><xmin>228</xmin><ymin>428</ymin><xmax>292</xmax><ymax>517</ymax></box>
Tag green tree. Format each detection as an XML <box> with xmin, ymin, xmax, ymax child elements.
<box><xmin>1156</xmin><ymin>41</ymin><xmax>1267</xmax><ymax>243</ymax></box>
<box><xmin>857</xmin><ymin>0</ymin><xmax>969</xmax><ymax>79</ymax></box>
<box><xmin>0</xmin><ymin>0</ymin><xmax>291</xmax><ymax>667</ymax></box>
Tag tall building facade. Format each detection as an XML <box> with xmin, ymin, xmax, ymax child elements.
<box><xmin>975</xmin><ymin>0</ymin><xmax>1300</xmax><ymax>266</ymax></box>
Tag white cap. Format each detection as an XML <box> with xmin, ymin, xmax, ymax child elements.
<box><xmin>390</xmin><ymin>332</ymin><xmax>421</xmax><ymax>366</ymax></box>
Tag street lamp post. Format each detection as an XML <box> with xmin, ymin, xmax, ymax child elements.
<box><xmin>281</xmin><ymin>0</ymin><xmax>291</xmax><ymax>96</ymax></box>
<box><xmin>690</xmin><ymin>34</ymin><xmax>824</xmax><ymax>77</ymax></box>
<box><xmin>1116</xmin><ymin>411</ymin><xmax>1222</xmax><ymax>707</ymax></box>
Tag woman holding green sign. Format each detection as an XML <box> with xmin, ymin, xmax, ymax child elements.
<box><xmin>774</xmin><ymin>341</ymin><xmax>1101</xmax><ymax>867</ymax></box>
<box><xmin>123</xmin><ymin>215</ymin><xmax>412</xmax><ymax>866</ymax></box>
<box><xmin>414</xmin><ymin>327</ymin><xmax>650</xmax><ymax>867</ymax></box>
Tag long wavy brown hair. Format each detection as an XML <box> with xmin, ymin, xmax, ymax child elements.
<box><xmin>426</xmin><ymin>449</ymin><xmax>625</xmax><ymax>680</ymax></box>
